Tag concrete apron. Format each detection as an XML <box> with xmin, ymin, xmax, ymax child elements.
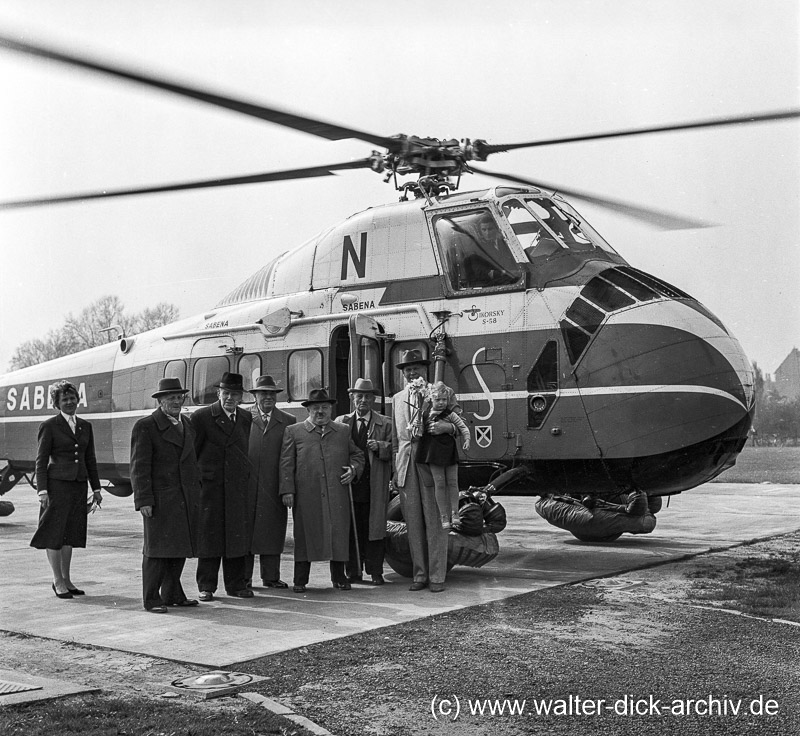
<box><xmin>1</xmin><ymin>483</ymin><xmax>798</xmax><ymax>668</ymax></box>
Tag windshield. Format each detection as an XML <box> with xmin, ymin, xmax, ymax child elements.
<box><xmin>432</xmin><ymin>208</ymin><xmax>522</xmax><ymax>291</ymax></box>
<box><xmin>501</xmin><ymin>197</ymin><xmax>615</xmax><ymax>260</ymax></box>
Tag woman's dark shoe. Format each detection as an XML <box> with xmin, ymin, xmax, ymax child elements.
<box><xmin>292</xmin><ymin>584</ymin><xmax>307</xmax><ymax>593</ymax></box>
<box><xmin>333</xmin><ymin>582</ymin><xmax>352</xmax><ymax>590</ymax></box>
<box><xmin>52</xmin><ymin>583</ymin><xmax>73</xmax><ymax>599</ymax></box>
<box><xmin>67</xmin><ymin>587</ymin><xmax>85</xmax><ymax>596</ymax></box>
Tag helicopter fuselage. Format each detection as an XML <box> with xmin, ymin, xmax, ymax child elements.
<box><xmin>0</xmin><ymin>186</ymin><xmax>754</xmax><ymax>500</ymax></box>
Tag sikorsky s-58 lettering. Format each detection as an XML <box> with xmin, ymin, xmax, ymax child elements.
<box><xmin>0</xmin><ymin>33</ymin><xmax>787</xmax><ymax>542</ymax></box>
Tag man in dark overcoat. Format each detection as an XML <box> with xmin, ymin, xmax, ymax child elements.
<box><xmin>190</xmin><ymin>372</ymin><xmax>253</xmax><ymax>600</ymax></box>
<box><xmin>244</xmin><ymin>375</ymin><xmax>296</xmax><ymax>589</ymax></box>
<box><xmin>279</xmin><ymin>388</ymin><xmax>364</xmax><ymax>593</ymax></box>
<box><xmin>335</xmin><ymin>377</ymin><xmax>393</xmax><ymax>585</ymax></box>
<box><xmin>130</xmin><ymin>377</ymin><xmax>201</xmax><ymax>613</ymax></box>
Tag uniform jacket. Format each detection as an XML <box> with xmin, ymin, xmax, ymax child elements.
<box><xmin>130</xmin><ymin>408</ymin><xmax>201</xmax><ymax>558</ymax></box>
<box><xmin>335</xmin><ymin>410</ymin><xmax>393</xmax><ymax>540</ymax></box>
<box><xmin>190</xmin><ymin>401</ymin><xmax>253</xmax><ymax>558</ymax></box>
<box><xmin>35</xmin><ymin>414</ymin><xmax>101</xmax><ymax>492</ymax></box>
<box><xmin>248</xmin><ymin>405</ymin><xmax>296</xmax><ymax>555</ymax></box>
<box><xmin>279</xmin><ymin>419</ymin><xmax>364</xmax><ymax>562</ymax></box>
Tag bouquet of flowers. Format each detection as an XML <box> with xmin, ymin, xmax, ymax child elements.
<box><xmin>405</xmin><ymin>376</ymin><xmax>428</xmax><ymax>438</ymax></box>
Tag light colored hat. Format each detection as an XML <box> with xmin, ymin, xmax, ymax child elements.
<box><xmin>348</xmin><ymin>377</ymin><xmax>379</xmax><ymax>395</ymax></box>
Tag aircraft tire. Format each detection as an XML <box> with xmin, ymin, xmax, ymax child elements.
<box><xmin>106</xmin><ymin>484</ymin><xmax>133</xmax><ymax>498</ymax></box>
<box><xmin>647</xmin><ymin>495</ymin><xmax>663</xmax><ymax>514</ymax></box>
<box><xmin>0</xmin><ymin>500</ymin><xmax>15</xmax><ymax>516</ymax></box>
<box><xmin>570</xmin><ymin>531</ymin><xmax>622</xmax><ymax>543</ymax></box>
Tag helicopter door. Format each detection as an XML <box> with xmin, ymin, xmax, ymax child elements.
<box><xmin>458</xmin><ymin>348</ymin><xmax>510</xmax><ymax>460</ymax></box>
<box><xmin>189</xmin><ymin>336</ymin><xmax>237</xmax><ymax>406</ymax></box>
<box><xmin>330</xmin><ymin>315</ymin><xmax>385</xmax><ymax>414</ymax></box>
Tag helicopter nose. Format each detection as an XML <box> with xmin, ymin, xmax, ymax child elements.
<box><xmin>572</xmin><ymin>298</ymin><xmax>754</xmax><ymax>461</ymax></box>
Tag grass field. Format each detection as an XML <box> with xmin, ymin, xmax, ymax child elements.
<box><xmin>712</xmin><ymin>446</ymin><xmax>800</xmax><ymax>484</ymax></box>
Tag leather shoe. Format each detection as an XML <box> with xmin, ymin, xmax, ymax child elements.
<box><xmin>292</xmin><ymin>584</ymin><xmax>307</xmax><ymax>593</ymax></box>
<box><xmin>333</xmin><ymin>582</ymin><xmax>352</xmax><ymax>590</ymax></box>
<box><xmin>228</xmin><ymin>589</ymin><xmax>254</xmax><ymax>598</ymax></box>
<box><xmin>169</xmin><ymin>599</ymin><xmax>199</xmax><ymax>607</ymax></box>
<box><xmin>67</xmin><ymin>587</ymin><xmax>85</xmax><ymax>596</ymax></box>
<box><xmin>263</xmin><ymin>579</ymin><xmax>289</xmax><ymax>589</ymax></box>
<box><xmin>52</xmin><ymin>583</ymin><xmax>73</xmax><ymax>599</ymax></box>
<box><xmin>429</xmin><ymin>583</ymin><xmax>445</xmax><ymax>593</ymax></box>
<box><xmin>198</xmin><ymin>591</ymin><xmax>214</xmax><ymax>602</ymax></box>
<box><xmin>147</xmin><ymin>606</ymin><xmax>168</xmax><ymax>614</ymax></box>
<box><xmin>408</xmin><ymin>581</ymin><xmax>428</xmax><ymax>591</ymax></box>
<box><xmin>371</xmin><ymin>575</ymin><xmax>385</xmax><ymax>586</ymax></box>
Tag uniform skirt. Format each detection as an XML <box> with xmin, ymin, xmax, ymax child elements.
<box><xmin>30</xmin><ymin>479</ymin><xmax>89</xmax><ymax>550</ymax></box>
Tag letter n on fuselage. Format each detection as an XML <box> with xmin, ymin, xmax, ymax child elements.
<box><xmin>341</xmin><ymin>232</ymin><xmax>367</xmax><ymax>280</ymax></box>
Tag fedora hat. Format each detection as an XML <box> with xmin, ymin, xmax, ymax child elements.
<box><xmin>395</xmin><ymin>349</ymin><xmax>431</xmax><ymax>369</ymax></box>
<box><xmin>301</xmin><ymin>388</ymin><xmax>337</xmax><ymax>407</ymax></box>
<box><xmin>250</xmin><ymin>375</ymin><xmax>283</xmax><ymax>393</ymax></box>
<box><xmin>152</xmin><ymin>377</ymin><xmax>190</xmax><ymax>399</ymax></box>
<box><xmin>348</xmin><ymin>377</ymin><xmax>379</xmax><ymax>395</ymax></box>
<box><xmin>215</xmin><ymin>372</ymin><xmax>246</xmax><ymax>392</ymax></box>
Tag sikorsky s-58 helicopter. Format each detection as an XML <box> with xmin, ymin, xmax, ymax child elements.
<box><xmin>0</xmin><ymin>35</ymin><xmax>796</xmax><ymax>538</ymax></box>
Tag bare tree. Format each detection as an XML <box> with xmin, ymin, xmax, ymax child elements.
<box><xmin>9</xmin><ymin>295</ymin><xmax>180</xmax><ymax>371</ymax></box>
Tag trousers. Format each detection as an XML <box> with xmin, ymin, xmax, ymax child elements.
<box><xmin>397</xmin><ymin>460</ymin><xmax>449</xmax><ymax>585</ymax></box>
<box><xmin>142</xmin><ymin>556</ymin><xmax>187</xmax><ymax>609</ymax></box>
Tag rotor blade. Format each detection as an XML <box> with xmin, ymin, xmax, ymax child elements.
<box><xmin>0</xmin><ymin>159</ymin><xmax>376</xmax><ymax>210</ymax></box>
<box><xmin>0</xmin><ymin>33</ymin><xmax>396</xmax><ymax>150</ymax></box>
<box><xmin>470</xmin><ymin>165</ymin><xmax>711</xmax><ymax>230</ymax></box>
<box><xmin>481</xmin><ymin>109</ymin><xmax>800</xmax><ymax>155</ymax></box>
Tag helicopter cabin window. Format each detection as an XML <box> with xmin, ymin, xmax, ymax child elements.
<box><xmin>432</xmin><ymin>209</ymin><xmax>521</xmax><ymax>291</ymax></box>
<box><xmin>237</xmin><ymin>354</ymin><xmax>262</xmax><ymax>403</ymax></box>
<box><xmin>164</xmin><ymin>360</ymin><xmax>187</xmax><ymax>387</ymax></box>
<box><xmin>288</xmin><ymin>349</ymin><xmax>323</xmax><ymax>402</ymax></box>
<box><xmin>192</xmin><ymin>356</ymin><xmax>231</xmax><ymax>405</ymax></box>
<box><xmin>390</xmin><ymin>341</ymin><xmax>428</xmax><ymax>394</ymax></box>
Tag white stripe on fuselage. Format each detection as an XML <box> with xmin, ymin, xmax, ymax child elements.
<box><xmin>0</xmin><ymin>384</ymin><xmax>746</xmax><ymax>423</ymax></box>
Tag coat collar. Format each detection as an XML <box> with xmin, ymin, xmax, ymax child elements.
<box><xmin>251</xmin><ymin>405</ymin><xmax>288</xmax><ymax>432</ymax></box>
<box><xmin>153</xmin><ymin>407</ymin><xmax>186</xmax><ymax>447</ymax></box>
<box><xmin>302</xmin><ymin>418</ymin><xmax>344</xmax><ymax>434</ymax></box>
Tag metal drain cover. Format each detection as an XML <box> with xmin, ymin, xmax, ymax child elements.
<box><xmin>0</xmin><ymin>679</ymin><xmax>43</xmax><ymax>696</ymax></box>
<box><xmin>168</xmin><ymin>671</ymin><xmax>267</xmax><ymax>699</ymax></box>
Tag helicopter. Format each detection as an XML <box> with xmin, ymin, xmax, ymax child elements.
<box><xmin>0</xmin><ymin>33</ymin><xmax>796</xmax><ymax>539</ymax></box>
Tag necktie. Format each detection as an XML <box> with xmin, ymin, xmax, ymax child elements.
<box><xmin>69</xmin><ymin>416</ymin><xmax>76</xmax><ymax>433</ymax></box>
<box><xmin>358</xmin><ymin>418</ymin><xmax>368</xmax><ymax>443</ymax></box>
<box><xmin>229</xmin><ymin>412</ymin><xmax>236</xmax><ymax>423</ymax></box>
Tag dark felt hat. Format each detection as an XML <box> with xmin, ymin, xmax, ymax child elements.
<box><xmin>301</xmin><ymin>388</ymin><xmax>337</xmax><ymax>407</ymax></box>
<box><xmin>395</xmin><ymin>349</ymin><xmax>431</xmax><ymax>369</ymax></box>
<box><xmin>250</xmin><ymin>375</ymin><xmax>283</xmax><ymax>393</ymax></box>
<box><xmin>215</xmin><ymin>372</ymin><xmax>246</xmax><ymax>392</ymax></box>
<box><xmin>152</xmin><ymin>377</ymin><xmax>189</xmax><ymax>399</ymax></box>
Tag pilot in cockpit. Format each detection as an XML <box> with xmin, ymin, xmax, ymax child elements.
<box><xmin>464</xmin><ymin>215</ymin><xmax>518</xmax><ymax>287</ymax></box>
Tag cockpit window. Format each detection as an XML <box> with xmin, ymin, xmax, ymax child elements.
<box><xmin>501</xmin><ymin>197</ymin><xmax>614</xmax><ymax>261</ymax></box>
<box><xmin>432</xmin><ymin>209</ymin><xmax>522</xmax><ymax>291</ymax></box>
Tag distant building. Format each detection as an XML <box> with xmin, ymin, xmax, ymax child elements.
<box><xmin>775</xmin><ymin>347</ymin><xmax>800</xmax><ymax>401</ymax></box>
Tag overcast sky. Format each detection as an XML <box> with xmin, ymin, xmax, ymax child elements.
<box><xmin>0</xmin><ymin>0</ymin><xmax>797</xmax><ymax>375</ymax></box>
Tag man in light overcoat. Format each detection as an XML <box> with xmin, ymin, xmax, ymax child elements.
<box><xmin>391</xmin><ymin>349</ymin><xmax>458</xmax><ymax>593</ymax></box>
<box><xmin>280</xmin><ymin>388</ymin><xmax>364</xmax><ymax>593</ymax></box>
<box><xmin>130</xmin><ymin>377</ymin><xmax>201</xmax><ymax>613</ymax></box>
<box><xmin>335</xmin><ymin>377</ymin><xmax>392</xmax><ymax>585</ymax></box>
<box><xmin>190</xmin><ymin>372</ymin><xmax>253</xmax><ymax>600</ymax></box>
<box><xmin>245</xmin><ymin>375</ymin><xmax>296</xmax><ymax>589</ymax></box>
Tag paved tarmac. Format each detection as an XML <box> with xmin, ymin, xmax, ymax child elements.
<box><xmin>1</xmin><ymin>482</ymin><xmax>798</xmax><ymax>668</ymax></box>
